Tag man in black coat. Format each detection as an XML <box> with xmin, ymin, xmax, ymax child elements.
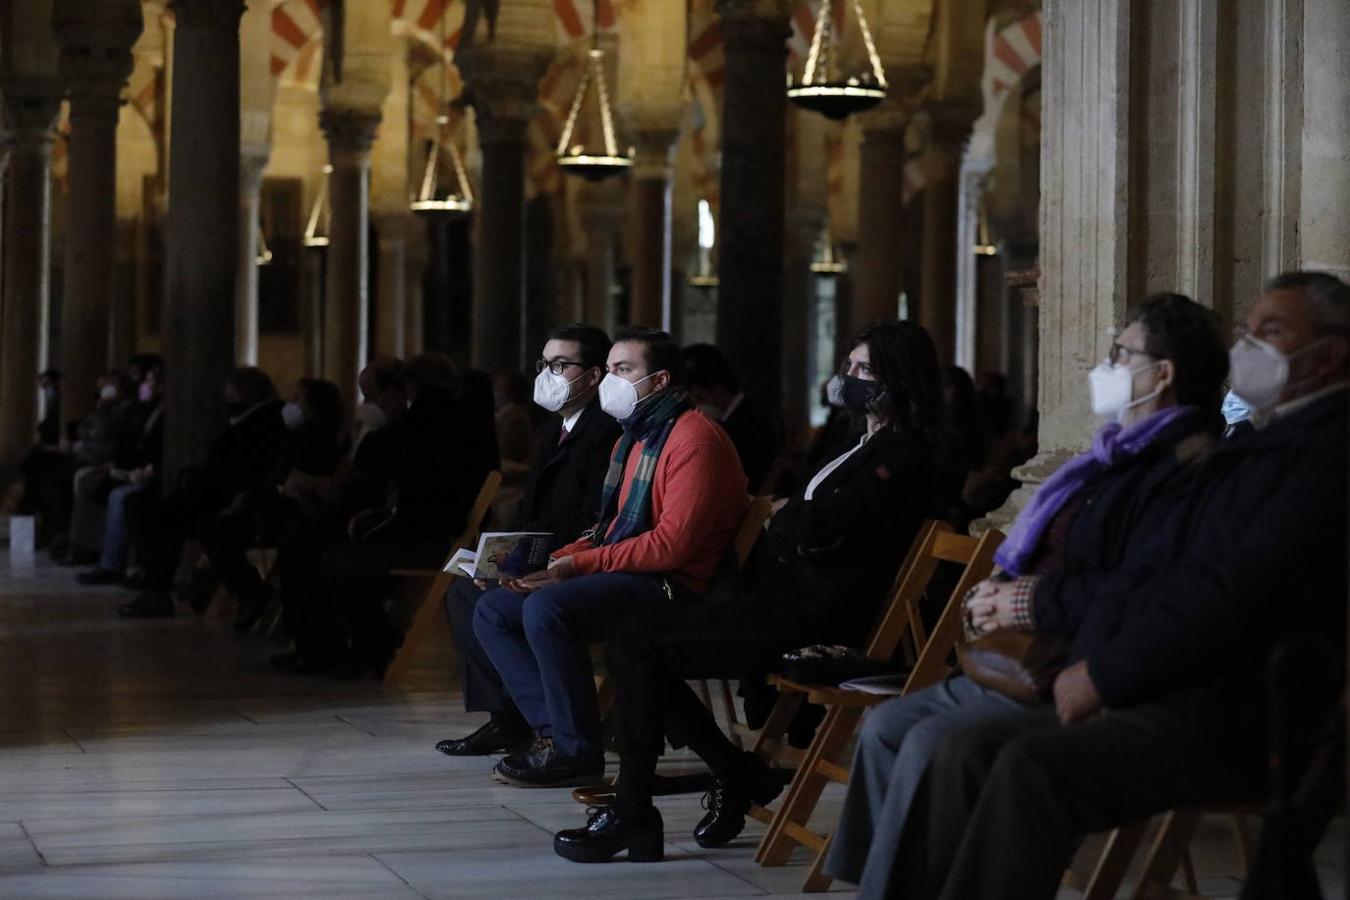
<box><xmin>889</xmin><ymin>271</ymin><xmax>1349</xmax><ymax>900</ymax></box>
<box><xmin>119</xmin><ymin>367</ymin><xmax>286</xmax><ymax>618</ymax></box>
<box><xmin>436</xmin><ymin>324</ymin><xmax>619</xmax><ymax>757</ymax></box>
<box><xmin>682</xmin><ymin>343</ymin><xmax>782</xmax><ymax>494</ymax></box>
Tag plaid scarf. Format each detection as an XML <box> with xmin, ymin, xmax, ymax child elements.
<box><xmin>593</xmin><ymin>388</ymin><xmax>692</xmax><ymax>546</ymax></box>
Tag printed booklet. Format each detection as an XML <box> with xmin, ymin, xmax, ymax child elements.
<box><xmin>443</xmin><ymin>532</ymin><xmax>555</xmax><ymax>581</ymax></box>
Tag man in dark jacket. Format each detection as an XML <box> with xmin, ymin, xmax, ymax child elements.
<box><xmin>887</xmin><ymin>271</ymin><xmax>1349</xmax><ymax>900</ymax></box>
<box><xmin>436</xmin><ymin>324</ymin><xmax>619</xmax><ymax>757</ymax></box>
<box><xmin>682</xmin><ymin>343</ymin><xmax>782</xmax><ymax>493</ymax></box>
<box><xmin>119</xmin><ymin>367</ymin><xmax>286</xmax><ymax>618</ymax></box>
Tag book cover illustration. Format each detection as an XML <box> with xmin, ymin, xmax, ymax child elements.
<box><xmin>443</xmin><ymin>532</ymin><xmax>555</xmax><ymax>581</ymax></box>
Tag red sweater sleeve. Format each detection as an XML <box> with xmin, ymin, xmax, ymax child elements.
<box><xmin>568</xmin><ymin>415</ymin><xmax>747</xmax><ymax>589</ymax></box>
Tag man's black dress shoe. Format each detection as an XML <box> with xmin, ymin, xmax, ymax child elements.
<box><xmin>493</xmin><ymin>736</ymin><xmax>605</xmax><ymax>788</ymax></box>
<box><xmin>693</xmin><ymin>753</ymin><xmax>785</xmax><ymax>848</ymax></box>
<box><xmin>117</xmin><ymin>591</ymin><xmax>174</xmax><ymax>618</ymax></box>
<box><xmin>77</xmin><ymin>567</ymin><xmax>124</xmax><ymax>586</ymax></box>
<box><xmin>554</xmin><ymin>805</ymin><xmax>664</xmax><ymax>863</ymax></box>
<box><xmin>435</xmin><ymin>719</ymin><xmax>532</xmax><ymax>757</ymax></box>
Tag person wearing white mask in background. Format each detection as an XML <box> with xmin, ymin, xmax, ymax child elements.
<box><xmin>471</xmin><ymin>327</ymin><xmax>747</xmax><ymax>789</ymax></box>
<box><xmin>825</xmin><ymin>293</ymin><xmax>1232</xmax><ymax>898</ymax></box>
<box><xmin>436</xmin><ymin>324</ymin><xmax>620</xmax><ymax>759</ymax></box>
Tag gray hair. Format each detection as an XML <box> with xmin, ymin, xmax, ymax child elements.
<box><xmin>1264</xmin><ymin>270</ymin><xmax>1350</xmax><ymax>335</ymax></box>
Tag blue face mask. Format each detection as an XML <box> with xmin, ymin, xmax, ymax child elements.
<box><xmin>1220</xmin><ymin>389</ymin><xmax>1253</xmax><ymax>425</ymax></box>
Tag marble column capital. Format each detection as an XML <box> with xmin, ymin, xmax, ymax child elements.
<box><xmin>631</xmin><ymin>127</ymin><xmax>680</xmax><ymax>180</ymax></box>
<box><xmin>717</xmin><ymin>7</ymin><xmax>792</xmax><ymax>51</ymax></box>
<box><xmin>458</xmin><ymin>41</ymin><xmax>552</xmax><ymax>140</ymax></box>
<box><xmin>239</xmin><ymin>145</ymin><xmax>269</xmax><ymax>190</ymax></box>
<box><xmin>320</xmin><ymin>107</ymin><xmax>381</xmax><ymax>163</ymax></box>
<box><xmin>1</xmin><ymin>81</ymin><xmax>61</xmax><ymax>150</ymax></box>
<box><xmin>924</xmin><ymin>100</ymin><xmax>979</xmax><ymax>157</ymax></box>
<box><xmin>169</xmin><ymin>0</ymin><xmax>245</xmax><ymax>31</ymax></box>
<box><xmin>52</xmin><ymin>1</ymin><xmax>141</xmax><ymax>114</ymax></box>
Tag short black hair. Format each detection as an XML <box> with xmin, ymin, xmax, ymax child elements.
<box><xmin>1265</xmin><ymin>270</ymin><xmax>1350</xmax><ymax>335</ymax></box>
<box><xmin>548</xmin><ymin>323</ymin><xmax>612</xmax><ymax>369</ymax></box>
<box><xmin>681</xmin><ymin>343</ymin><xmax>739</xmax><ymax>393</ymax></box>
<box><xmin>297</xmin><ymin>377</ymin><xmax>345</xmax><ymax>441</ymax></box>
<box><xmin>227</xmin><ymin>366</ymin><xmax>277</xmax><ymax>408</ymax></box>
<box><xmin>1128</xmin><ymin>293</ymin><xmax>1229</xmax><ymax>408</ymax></box>
<box><xmin>612</xmin><ymin>327</ymin><xmax>685</xmax><ymax>386</ymax></box>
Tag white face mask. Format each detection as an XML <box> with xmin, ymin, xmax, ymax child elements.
<box><xmin>1228</xmin><ymin>334</ymin><xmax>1326</xmax><ymax>412</ymax></box>
<box><xmin>1088</xmin><ymin>359</ymin><xmax>1162</xmax><ymax>422</ymax></box>
<box><xmin>99</xmin><ymin>384</ymin><xmax>118</xmax><ymax>401</ymax></box>
<box><xmin>281</xmin><ymin>401</ymin><xmax>306</xmax><ymax>430</ymax></box>
<box><xmin>533</xmin><ymin>367</ymin><xmax>586</xmax><ymax>413</ymax></box>
<box><xmin>599</xmin><ymin>372</ymin><xmax>657</xmax><ymax>421</ymax></box>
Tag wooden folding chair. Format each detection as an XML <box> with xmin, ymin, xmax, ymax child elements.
<box><xmin>752</xmin><ymin>525</ymin><xmax>1005</xmax><ymax>892</ymax></box>
<box><xmin>382</xmin><ymin>470</ymin><xmax>502</xmax><ymax>684</ymax></box>
<box><xmin>1075</xmin><ymin>806</ymin><xmax>1258</xmax><ymax>899</ymax></box>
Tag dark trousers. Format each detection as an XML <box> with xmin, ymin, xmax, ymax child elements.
<box><xmin>200</xmin><ymin>494</ymin><xmax>307</xmax><ymax>606</ymax></box>
<box><xmin>323</xmin><ymin>535</ymin><xmax>449</xmax><ymax>656</ymax></box>
<box><xmin>444</xmin><ymin>578</ymin><xmax>521</xmax><ymax>720</ymax></box>
<box><xmin>473</xmin><ymin>573</ymin><xmax>669</xmax><ymax>759</ymax></box>
<box><xmin>885</xmin><ymin>698</ymin><xmax>1267</xmax><ymax>900</ymax></box>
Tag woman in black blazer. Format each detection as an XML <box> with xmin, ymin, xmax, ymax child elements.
<box><xmin>552</xmin><ymin>321</ymin><xmax>942</xmax><ymax>864</ymax></box>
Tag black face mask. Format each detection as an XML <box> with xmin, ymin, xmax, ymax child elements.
<box><xmin>827</xmin><ymin>374</ymin><xmax>879</xmax><ymax>412</ymax></box>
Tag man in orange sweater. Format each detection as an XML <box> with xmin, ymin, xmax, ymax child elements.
<box><xmin>474</xmin><ymin>328</ymin><xmax>748</xmax><ymax>788</ymax></box>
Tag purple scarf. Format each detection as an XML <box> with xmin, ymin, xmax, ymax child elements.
<box><xmin>993</xmin><ymin>406</ymin><xmax>1199</xmax><ymax>576</ymax></box>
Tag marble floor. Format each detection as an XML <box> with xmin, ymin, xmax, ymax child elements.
<box><xmin>0</xmin><ymin>553</ymin><xmax>1342</xmax><ymax>899</ymax></box>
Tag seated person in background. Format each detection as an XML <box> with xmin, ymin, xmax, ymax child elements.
<box><xmin>552</xmin><ymin>320</ymin><xmax>941</xmax><ymax>864</ymax></box>
<box><xmin>824</xmin><ymin>292</ymin><xmax>1230</xmax><ymax>896</ymax></box>
<box><xmin>47</xmin><ymin>371</ymin><xmax>137</xmax><ymax>564</ymax></box>
<box><xmin>270</xmin><ymin>360</ymin><xmax>408</xmax><ymax>673</ymax></box>
<box><xmin>320</xmin><ymin>353</ymin><xmax>498</xmax><ymax>678</ymax></box>
<box><xmin>491</xmin><ymin>370</ymin><xmax>538</xmax><ymax>525</ymax></box>
<box><xmin>473</xmin><ymin>328</ymin><xmax>747</xmax><ymax>788</ymax></box>
<box><xmin>118</xmin><ymin>367</ymin><xmax>286</xmax><ymax>618</ymax></box>
<box><xmin>851</xmin><ymin>272</ymin><xmax>1348</xmax><ymax>900</ymax></box>
<box><xmin>195</xmin><ymin>378</ymin><xmax>347</xmax><ymax>631</ymax></box>
<box><xmin>436</xmin><ymin>324</ymin><xmax>620</xmax><ymax>757</ymax></box>
<box><xmin>935</xmin><ymin>366</ymin><xmax>988</xmax><ymax>529</ymax></box>
<box><xmin>67</xmin><ymin>367</ymin><xmax>164</xmax><ymax>565</ymax></box>
<box><xmin>76</xmin><ymin>363</ymin><xmax>166</xmax><ymax>586</ymax></box>
<box><xmin>682</xmin><ymin>343</ymin><xmax>782</xmax><ymax>494</ymax></box>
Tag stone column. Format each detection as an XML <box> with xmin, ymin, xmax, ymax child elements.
<box><xmin>319</xmin><ymin>107</ymin><xmax>380</xmax><ymax>404</ymax></box>
<box><xmin>579</xmin><ymin>179</ymin><xmax>625</xmax><ymax>331</ymax></box>
<box><xmin>161</xmin><ymin>0</ymin><xmax>243</xmax><ymax>484</ymax></box>
<box><xmin>715</xmin><ymin>1</ymin><xmax>790</xmax><ymax>411</ymax></box>
<box><xmin>52</xmin><ymin>1</ymin><xmax>141</xmax><ymax>422</ymax></box>
<box><xmin>629</xmin><ymin>130</ymin><xmax>678</xmax><ymax>329</ymax></box>
<box><xmin>404</xmin><ymin>217</ymin><xmax>428</xmax><ymax>354</ymax></box>
<box><xmin>374</xmin><ymin>214</ymin><xmax>408</xmax><ymax>357</ymax></box>
<box><xmin>954</xmin><ymin>155</ymin><xmax>994</xmax><ymax>372</ymax></box>
<box><xmin>783</xmin><ymin>206</ymin><xmax>824</xmax><ymax>432</ymax></box>
<box><xmin>458</xmin><ymin>40</ymin><xmax>551</xmax><ymax>373</ymax></box>
<box><xmin>1301</xmin><ymin>0</ymin><xmax>1350</xmax><ymax>282</ymax></box>
<box><xmin>853</xmin><ymin>100</ymin><xmax>912</xmax><ymax>327</ymax></box>
<box><xmin>979</xmin><ymin>0</ymin><xmax>1132</xmax><ymax>533</ymax></box>
<box><xmin>236</xmin><ymin>145</ymin><xmax>268</xmax><ymax>366</ymax></box>
<box><xmin>917</xmin><ymin>106</ymin><xmax>975</xmax><ymax>366</ymax></box>
<box><xmin>0</xmin><ymin>85</ymin><xmax>60</xmax><ymax>468</ymax></box>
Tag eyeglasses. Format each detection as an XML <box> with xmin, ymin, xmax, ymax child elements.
<box><xmin>535</xmin><ymin>358</ymin><xmax>586</xmax><ymax>376</ymax></box>
<box><xmin>1107</xmin><ymin>342</ymin><xmax>1151</xmax><ymax>366</ymax></box>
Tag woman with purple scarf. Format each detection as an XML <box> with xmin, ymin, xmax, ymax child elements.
<box><xmin>824</xmin><ymin>293</ymin><xmax>1231</xmax><ymax>899</ymax></box>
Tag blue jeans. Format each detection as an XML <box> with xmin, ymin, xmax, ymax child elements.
<box><xmin>473</xmin><ymin>572</ymin><xmax>668</xmax><ymax>759</ymax></box>
<box><xmin>99</xmin><ymin>482</ymin><xmax>146</xmax><ymax>574</ymax></box>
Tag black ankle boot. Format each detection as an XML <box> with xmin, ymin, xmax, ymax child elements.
<box><xmin>693</xmin><ymin>753</ymin><xmax>784</xmax><ymax>848</ymax></box>
<box><xmin>554</xmin><ymin>806</ymin><xmax>664</xmax><ymax>863</ymax></box>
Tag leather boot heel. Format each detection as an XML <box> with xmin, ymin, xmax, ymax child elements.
<box><xmin>627</xmin><ymin>832</ymin><xmax>665</xmax><ymax>863</ymax></box>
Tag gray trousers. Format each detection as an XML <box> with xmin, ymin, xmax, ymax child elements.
<box><xmin>823</xmin><ymin>675</ymin><xmax>1027</xmax><ymax>897</ymax></box>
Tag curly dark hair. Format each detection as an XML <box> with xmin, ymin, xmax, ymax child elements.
<box><xmin>1128</xmin><ymin>292</ymin><xmax>1228</xmax><ymax>409</ymax></box>
<box><xmin>850</xmin><ymin>320</ymin><xmax>942</xmax><ymax>442</ymax></box>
